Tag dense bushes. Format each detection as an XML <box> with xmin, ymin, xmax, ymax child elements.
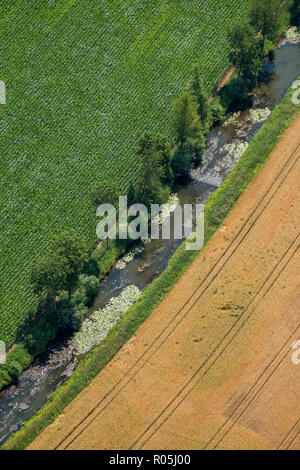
<box><xmin>91</xmin><ymin>238</ymin><xmax>128</xmax><ymax>280</ymax></box>
<box><xmin>219</xmin><ymin>76</ymin><xmax>252</xmax><ymax>111</ymax></box>
<box><xmin>289</xmin><ymin>0</ymin><xmax>300</xmax><ymax>20</ymax></box>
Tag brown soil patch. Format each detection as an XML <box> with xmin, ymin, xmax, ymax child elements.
<box><xmin>29</xmin><ymin>115</ymin><xmax>300</xmax><ymax>450</ymax></box>
<box><xmin>208</xmin><ymin>67</ymin><xmax>235</xmax><ymax>104</ymax></box>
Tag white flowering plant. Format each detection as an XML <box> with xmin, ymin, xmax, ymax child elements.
<box><xmin>223</xmin><ymin>141</ymin><xmax>249</xmax><ymax>160</ymax></box>
<box><xmin>74</xmin><ymin>285</ymin><xmax>141</xmax><ymax>355</ymax></box>
<box><xmin>249</xmin><ymin>107</ymin><xmax>271</xmax><ymax>124</ymax></box>
<box><xmin>286</xmin><ymin>26</ymin><xmax>300</xmax><ymax>43</ymax></box>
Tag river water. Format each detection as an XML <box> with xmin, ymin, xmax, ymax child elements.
<box><xmin>0</xmin><ymin>34</ymin><xmax>299</xmax><ymax>446</ymax></box>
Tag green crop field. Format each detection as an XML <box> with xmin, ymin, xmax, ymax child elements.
<box><xmin>0</xmin><ymin>0</ymin><xmax>252</xmax><ymax>347</ymax></box>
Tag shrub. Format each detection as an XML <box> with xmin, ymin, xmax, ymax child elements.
<box><xmin>188</xmin><ymin>122</ymin><xmax>206</xmax><ymax>165</ymax></box>
<box><xmin>208</xmin><ymin>96</ymin><xmax>226</xmax><ymax>126</ymax></box>
<box><xmin>71</xmin><ymin>285</ymin><xmax>88</xmax><ymax>306</ymax></box>
<box><xmin>78</xmin><ymin>275</ymin><xmax>99</xmax><ymax>306</ymax></box>
<box><xmin>55</xmin><ymin>301</ymin><xmax>74</xmax><ymax>330</ymax></box>
<box><xmin>220</xmin><ymin>76</ymin><xmax>251</xmax><ymax>111</ymax></box>
<box><xmin>82</xmin><ymin>258</ymin><xmax>100</xmax><ymax>278</ymax></box>
<box><xmin>71</xmin><ymin>304</ymin><xmax>87</xmax><ymax>331</ymax></box>
<box><xmin>172</xmin><ymin>143</ymin><xmax>193</xmax><ymax>178</ymax></box>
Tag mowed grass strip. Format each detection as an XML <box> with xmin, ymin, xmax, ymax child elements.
<box><xmin>0</xmin><ymin>0</ymin><xmax>252</xmax><ymax>346</ymax></box>
<box><xmin>2</xmin><ymin>80</ymin><xmax>299</xmax><ymax>451</ymax></box>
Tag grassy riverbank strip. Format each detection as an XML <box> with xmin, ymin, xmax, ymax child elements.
<box><xmin>2</xmin><ymin>79</ymin><xmax>299</xmax><ymax>451</ymax></box>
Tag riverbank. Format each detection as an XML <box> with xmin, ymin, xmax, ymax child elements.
<box><xmin>2</xmin><ymin>77</ymin><xmax>299</xmax><ymax>450</ymax></box>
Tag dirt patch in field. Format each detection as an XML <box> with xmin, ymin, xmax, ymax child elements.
<box><xmin>29</xmin><ymin>115</ymin><xmax>300</xmax><ymax>450</ymax></box>
<box><xmin>208</xmin><ymin>67</ymin><xmax>235</xmax><ymax>103</ymax></box>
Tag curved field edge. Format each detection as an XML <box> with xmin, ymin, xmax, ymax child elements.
<box><xmin>2</xmin><ymin>81</ymin><xmax>299</xmax><ymax>451</ymax></box>
<box><xmin>0</xmin><ymin>0</ymin><xmax>253</xmax><ymax>347</ymax></box>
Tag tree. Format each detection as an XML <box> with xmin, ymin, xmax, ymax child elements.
<box><xmin>71</xmin><ymin>303</ymin><xmax>87</xmax><ymax>330</ymax></box>
<box><xmin>186</xmin><ymin>122</ymin><xmax>206</xmax><ymax>166</ymax></box>
<box><xmin>136</xmin><ymin>133</ymin><xmax>167</xmax><ymax>207</ymax></box>
<box><xmin>78</xmin><ymin>274</ymin><xmax>99</xmax><ymax>306</ymax></box>
<box><xmin>172</xmin><ymin>143</ymin><xmax>193</xmax><ymax>178</ymax></box>
<box><xmin>290</xmin><ymin>0</ymin><xmax>300</xmax><ymax>20</ymax></box>
<box><xmin>208</xmin><ymin>96</ymin><xmax>226</xmax><ymax>125</ymax></box>
<box><xmin>240</xmin><ymin>39</ymin><xmax>264</xmax><ymax>88</ymax></box>
<box><xmin>220</xmin><ymin>76</ymin><xmax>250</xmax><ymax>110</ymax></box>
<box><xmin>127</xmin><ymin>183</ymin><xmax>136</xmax><ymax>205</ymax></box>
<box><xmin>90</xmin><ymin>179</ymin><xmax>121</xmax><ymax>248</ymax></box>
<box><xmin>191</xmin><ymin>66</ymin><xmax>208</xmax><ymax>125</ymax></box>
<box><xmin>50</xmin><ymin>229</ymin><xmax>88</xmax><ymax>297</ymax></box>
<box><xmin>227</xmin><ymin>24</ymin><xmax>256</xmax><ymax>75</ymax></box>
<box><xmin>90</xmin><ymin>179</ymin><xmax>120</xmax><ymax>208</ymax></box>
<box><xmin>171</xmin><ymin>123</ymin><xmax>205</xmax><ymax>179</ymax></box>
<box><xmin>30</xmin><ymin>254</ymin><xmax>68</xmax><ymax>303</ymax></box>
<box><xmin>250</xmin><ymin>0</ymin><xmax>284</xmax><ymax>50</ymax></box>
<box><xmin>137</xmin><ymin>132</ymin><xmax>173</xmax><ymax>185</ymax></box>
<box><xmin>156</xmin><ymin>135</ymin><xmax>173</xmax><ymax>185</ymax></box>
<box><xmin>173</xmin><ymin>92</ymin><xmax>196</xmax><ymax>143</ymax></box>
